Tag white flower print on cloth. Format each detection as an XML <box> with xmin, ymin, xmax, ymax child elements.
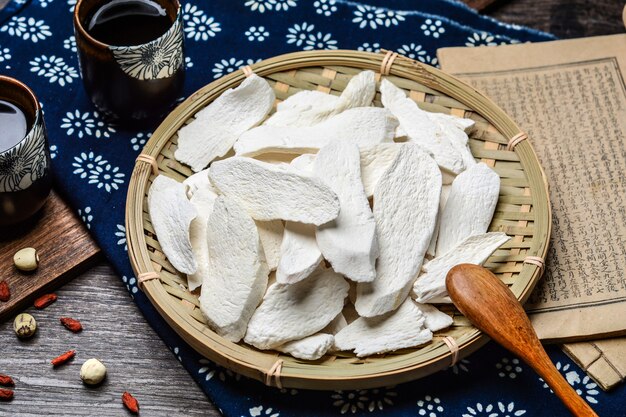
<box><xmin>352</xmin><ymin>5</ymin><xmax>384</xmax><ymax>30</ymax></box>
<box><xmin>198</xmin><ymin>358</ymin><xmax>216</xmax><ymax>381</ymax></box>
<box><xmin>91</xmin><ymin>111</ymin><xmax>116</xmax><ymax>139</ymax></box>
<box><xmin>273</xmin><ymin>0</ymin><xmax>297</xmax><ymax>11</ymax></box>
<box><xmin>357</xmin><ymin>42</ymin><xmax>380</xmax><ymax>53</ymax></box>
<box><xmin>421</xmin><ymin>19</ymin><xmax>445</xmax><ymax>38</ymax></box>
<box><xmin>78</xmin><ymin>206</ymin><xmax>93</xmax><ymax>229</ymax></box>
<box><xmin>185</xmin><ymin>15</ymin><xmax>221</xmax><ymax>41</ymax></box>
<box><xmin>121</xmin><ymin>275</ymin><xmax>138</xmax><ymax>295</ymax></box>
<box><xmin>450</xmin><ymin>358</ymin><xmax>470</xmax><ymax>375</ymax></box>
<box><xmin>182</xmin><ymin>3</ymin><xmax>205</xmax><ymax>21</ymax></box>
<box><xmin>496</xmin><ymin>357</ymin><xmax>522</xmax><ymax>379</ymax></box>
<box><xmin>540</xmin><ymin>362</ymin><xmax>599</xmax><ymax>404</ymax></box>
<box><xmin>331</xmin><ymin>387</ymin><xmax>397</xmax><ymax>414</ymax></box>
<box><xmin>314</xmin><ymin>0</ymin><xmax>336</xmax><ymax>17</ymax></box>
<box><xmin>61</xmin><ymin>110</ymin><xmax>96</xmax><ymax>138</ymax></box>
<box><xmin>67</xmin><ymin>0</ymin><xmax>76</xmax><ymax>11</ymax></box>
<box><xmin>185</xmin><ymin>56</ymin><xmax>193</xmax><ymax>69</ymax></box>
<box><xmin>72</xmin><ymin>151</ymin><xmax>125</xmax><ymax>192</ymax></box>
<box><xmin>304</xmin><ymin>31</ymin><xmax>337</xmax><ymax>50</ymax></box>
<box><xmin>130</xmin><ymin>132</ymin><xmax>151</xmax><ymax>152</ymax></box>
<box><xmin>170</xmin><ymin>345</ymin><xmax>182</xmax><ymax>362</ymax></box>
<box><xmin>37</xmin><ymin>0</ymin><xmax>54</xmax><ymax>8</ymax></box>
<box><xmin>0</xmin><ymin>46</ymin><xmax>11</xmax><ymax>64</ymax></box>
<box><xmin>30</xmin><ymin>55</ymin><xmax>79</xmax><ymax>87</ymax></box>
<box><xmin>286</xmin><ymin>22</ymin><xmax>314</xmax><ymax>47</ymax></box>
<box><xmin>418</xmin><ymin>55</ymin><xmax>439</xmax><ymax>67</ymax></box>
<box><xmin>245</xmin><ymin>26</ymin><xmax>269</xmax><ymax>42</ymax></box>
<box><xmin>1</xmin><ymin>16</ymin><xmax>52</xmax><ymax>43</ymax></box>
<box><xmin>212</xmin><ymin>58</ymin><xmax>257</xmax><ymax>79</ymax></box>
<box><xmin>115</xmin><ymin>224</ymin><xmax>127</xmax><ymax>251</ymax></box>
<box><xmin>398</xmin><ymin>43</ymin><xmax>426</xmax><ymax>60</ymax></box>
<box><xmin>49</xmin><ymin>144</ymin><xmax>58</xmax><ymax>159</ymax></box>
<box><xmin>63</xmin><ymin>36</ymin><xmax>76</xmax><ymax>53</ymax></box>
<box><xmin>466</xmin><ymin>32</ymin><xmax>497</xmax><ymax>47</ymax></box>
<box><xmin>245</xmin><ymin>0</ymin><xmax>275</xmax><ymax>13</ymax></box>
<box><xmin>463</xmin><ymin>401</ymin><xmax>525</xmax><ymax>417</ymax></box>
<box><xmin>248</xmin><ymin>405</ymin><xmax>279</xmax><ymax>417</ymax></box>
<box><xmin>416</xmin><ymin>395</ymin><xmax>444</xmax><ymax>417</ymax></box>
<box><xmin>279</xmin><ymin>388</ymin><xmax>298</xmax><ymax>396</ymax></box>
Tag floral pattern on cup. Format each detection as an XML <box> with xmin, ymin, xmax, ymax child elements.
<box><xmin>0</xmin><ymin>111</ymin><xmax>48</xmax><ymax>192</ymax></box>
<box><xmin>109</xmin><ymin>13</ymin><xmax>183</xmax><ymax>81</ymax></box>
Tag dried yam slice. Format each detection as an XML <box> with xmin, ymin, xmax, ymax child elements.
<box><xmin>148</xmin><ymin>175</ymin><xmax>197</xmax><ymax>275</ymax></box>
<box><xmin>334</xmin><ymin>299</ymin><xmax>432</xmax><ymax>357</ymax></box>
<box><xmin>414</xmin><ymin>302</ymin><xmax>453</xmax><ymax>332</ymax></box>
<box><xmin>436</xmin><ymin>162</ymin><xmax>500</xmax><ymax>257</ymax></box>
<box><xmin>276</xmin><ymin>333</ymin><xmax>334</xmax><ymax>360</ymax></box>
<box><xmin>175</xmin><ymin>74</ymin><xmax>274</xmax><ymax>172</ymax></box>
<box><xmin>187</xmin><ymin>180</ymin><xmax>218</xmax><ymax>291</ymax></box>
<box><xmin>323</xmin><ymin>313</ymin><xmax>348</xmax><ymax>335</ymax></box>
<box><xmin>265</xmin><ymin>70</ymin><xmax>375</xmax><ymax>127</ymax></box>
<box><xmin>244</xmin><ymin>267</ymin><xmax>349</xmax><ymax>349</ymax></box>
<box><xmin>314</xmin><ymin>141</ymin><xmax>378</xmax><ymax>282</ymax></box>
<box><xmin>256</xmin><ymin>220</ymin><xmax>284</xmax><ymax>272</ymax></box>
<box><xmin>200</xmin><ymin>196</ymin><xmax>269</xmax><ymax>342</ymax></box>
<box><xmin>276</xmin><ymin>222</ymin><xmax>322</xmax><ymax>284</ymax></box>
<box><xmin>380</xmin><ymin>79</ymin><xmax>464</xmax><ymax>175</ymax></box>
<box><xmin>427</xmin><ymin>184</ymin><xmax>452</xmax><ymax>258</ymax></box>
<box><xmin>355</xmin><ymin>145</ymin><xmax>441</xmax><ymax>317</ymax></box>
<box><xmin>413</xmin><ymin>232</ymin><xmax>510</xmax><ymax>303</ymax></box>
<box><xmin>234</xmin><ymin>107</ymin><xmax>398</xmax><ymax>157</ymax></box>
<box><xmin>209</xmin><ymin>157</ymin><xmax>339</xmax><ymax>225</ymax></box>
<box><xmin>183</xmin><ymin>169</ymin><xmax>218</xmax><ymax>199</ymax></box>
<box><xmin>429</xmin><ymin>112</ymin><xmax>476</xmax><ymax>169</ymax></box>
<box><xmin>359</xmin><ymin>143</ymin><xmax>403</xmax><ymax>198</ymax></box>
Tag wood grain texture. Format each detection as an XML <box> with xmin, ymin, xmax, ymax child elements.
<box><xmin>0</xmin><ymin>263</ymin><xmax>218</xmax><ymax>416</ymax></box>
<box><xmin>0</xmin><ymin>191</ymin><xmax>101</xmax><ymax>321</ymax></box>
<box><xmin>447</xmin><ymin>264</ymin><xmax>599</xmax><ymax>417</ymax></box>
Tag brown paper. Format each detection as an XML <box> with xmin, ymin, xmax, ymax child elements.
<box><xmin>438</xmin><ymin>34</ymin><xmax>626</xmax><ymax>390</ymax></box>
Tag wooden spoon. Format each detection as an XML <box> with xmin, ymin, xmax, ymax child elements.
<box><xmin>446</xmin><ymin>264</ymin><xmax>599</xmax><ymax>417</ymax></box>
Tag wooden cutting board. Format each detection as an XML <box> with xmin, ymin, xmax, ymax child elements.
<box><xmin>0</xmin><ymin>190</ymin><xmax>101</xmax><ymax>321</ymax></box>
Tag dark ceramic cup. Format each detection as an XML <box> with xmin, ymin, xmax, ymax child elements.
<box><xmin>73</xmin><ymin>0</ymin><xmax>184</xmax><ymax>124</ymax></box>
<box><xmin>0</xmin><ymin>76</ymin><xmax>52</xmax><ymax>226</ymax></box>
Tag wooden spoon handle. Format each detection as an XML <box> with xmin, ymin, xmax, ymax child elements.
<box><xmin>446</xmin><ymin>264</ymin><xmax>598</xmax><ymax>417</ymax></box>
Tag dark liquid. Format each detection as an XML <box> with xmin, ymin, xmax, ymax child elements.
<box><xmin>0</xmin><ymin>99</ymin><xmax>28</xmax><ymax>152</ymax></box>
<box><xmin>87</xmin><ymin>0</ymin><xmax>171</xmax><ymax>46</ymax></box>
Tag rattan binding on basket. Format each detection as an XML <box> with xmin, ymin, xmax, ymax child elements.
<box><xmin>442</xmin><ymin>336</ymin><xmax>460</xmax><ymax>367</ymax></box>
<box><xmin>137</xmin><ymin>271</ymin><xmax>160</xmax><ymax>290</ymax></box>
<box><xmin>507</xmin><ymin>132</ymin><xmax>528</xmax><ymax>151</ymax></box>
<box><xmin>523</xmin><ymin>256</ymin><xmax>546</xmax><ymax>276</ymax></box>
<box><xmin>135</xmin><ymin>154</ymin><xmax>158</xmax><ymax>175</ymax></box>
<box><xmin>265</xmin><ymin>359</ymin><xmax>284</xmax><ymax>389</ymax></box>
<box><xmin>242</xmin><ymin>65</ymin><xmax>254</xmax><ymax>77</ymax></box>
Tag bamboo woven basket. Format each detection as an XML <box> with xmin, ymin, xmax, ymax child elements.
<box><xmin>126</xmin><ymin>50</ymin><xmax>551</xmax><ymax>390</ymax></box>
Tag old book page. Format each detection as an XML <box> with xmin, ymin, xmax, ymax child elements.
<box><xmin>439</xmin><ymin>34</ymin><xmax>626</xmax><ymax>390</ymax></box>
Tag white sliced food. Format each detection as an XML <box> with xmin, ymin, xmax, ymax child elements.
<box><xmin>276</xmin><ymin>333</ymin><xmax>334</xmax><ymax>360</ymax></box>
<box><xmin>276</xmin><ymin>90</ymin><xmax>339</xmax><ymax>113</ymax></box>
<box><xmin>355</xmin><ymin>145</ymin><xmax>441</xmax><ymax>317</ymax></box>
<box><xmin>187</xmin><ymin>182</ymin><xmax>218</xmax><ymax>291</ymax></box>
<box><xmin>183</xmin><ymin>169</ymin><xmax>218</xmax><ymax>199</ymax></box>
<box><xmin>359</xmin><ymin>143</ymin><xmax>403</xmax><ymax>198</ymax></box>
<box><xmin>148</xmin><ymin>175</ymin><xmax>197</xmax><ymax>274</ymax></box>
<box><xmin>413</xmin><ymin>232</ymin><xmax>510</xmax><ymax>303</ymax></box>
<box><xmin>276</xmin><ymin>222</ymin><xmax>322</xmax><ymax>284</ymax></box>
<box><xmin>428</xmin><ymin>112</ymin><xmax>475</xmax><ymax>132</ymax></box>
<box><xmin>234</xmin><ymin>107</ymin><xmax>398</xmax><ymax>157</ymax></box>
<box><xmin>323</xmin><ymin>313</ymin><xmax>348</xmax><ymax>335</ymax></box>
<box><xmin>427</xmin><ymin>184</ymin><xmax>452</xmax><ymax>258</ymax></box>
<box><xmin>175</xmin><ymin>74</ymin><xmax>274</xmax><ymax>172</ymax></box>
<box><xmin>334</xmin><ymin>299</ymin><xmax>432</xmax><ymax>357</ymax></box>
<box><xmin>244</xmin><ymin>267</ymin><xmax>349</xmax><ymax>349</ymax></box>
<box><xmin>414</xmin><ymin>302</ymin><xmax>453</xmax><ymax>332</ymax></box>
<box><xmin>436</xmin><ymin>162</ymin><xmax>500</xmax><ymax>257</ymax></box>
<box><xmin>429</xmin><ymin>112</ymin><xmax>476</xmax><ymax>169</ymax></box>
<box><xmin>209</xmin><ymin>157</ymin><xmax>339</xmax><ymax>225</ymax></box>
<box><xmin>200</xmin><ymin>196</ymin><xmax>269</xmax><ymax>342</ymax></box>
<box><xmin>314</xmin><ymin>141</ymin><xmax>378</xmax><ymax>282</ymax></box>
<box><xmin>265</xmin><ymin>70</ymin><xmax>375</xmax><ymax>127</ymax></box>
<box><xmin>290</xmin><ymin>153</ymin><xmax>316</xmax><ymax>173</ymax></box>
<box><xmin>441</xmin><ymin>170</ymin><xmax>456</xmax><ymax>185</ymax></box>
<box><xmin>380</xmin><ymin>79</ymin><xmax>464</xmax><ymax>175</ymax></box>
<box><xmin>256</xmin><ymin>220</ymin><xmax>284</xmax><ymax>271</ymax></box>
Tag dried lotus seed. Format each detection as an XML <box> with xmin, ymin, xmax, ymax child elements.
<box><xmin>14</xmin><ymin>313</ymin><xmax>37</xmax><ymax>339</ymax></box>
<box><xmin>80</xmin><ymin>358</ymin><xmax>107</xmax><ymax>385</ymax></box>
<box><xmin>13</xmin><ymin>248</ymin><xmax>39</xmax><ymax>272</ymax></box>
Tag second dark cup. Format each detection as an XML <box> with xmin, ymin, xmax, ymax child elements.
<box><xmin>73</xmin><ymin>0</ymin><xmax>184</xmax><ymax>124</ymax></box>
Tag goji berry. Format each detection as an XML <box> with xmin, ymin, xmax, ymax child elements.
<box><xmin>51</xmin><ymin>350</ymin><xmax>75</xmax><ymax>367</ymax></box>
<box><xmin>0</xmin><ymin>388</ymin><xmax>13</xmax><ymax>401</ymax></box>
<box><xmin>0</xmin><ymin>281</ymin><xmax>10</xmax><ymax>302</ymax></box>
<box><xmin>0</xmin><ymin>374</ymin><xmax>14</xmax><ymax>387</ymax></box>
<box><xmin>122</xmin><ymin>391</ymin><xmax>139</xmax><ymax>414</ymax></box>
<box><xmin>60</xmin><ymin>317</ymin><xmax>83</xmax><ymax>333</ymax></box>
<box><xmin>34</xmin><ymin>293</ymin><xmax>57</xmax><ymax>309</ymax></box>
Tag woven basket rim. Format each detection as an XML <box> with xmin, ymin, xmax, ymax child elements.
<box><xmin>125</xmin><ymin>49</ymin><xmax>552</xmax><ymax>390</ymax></box>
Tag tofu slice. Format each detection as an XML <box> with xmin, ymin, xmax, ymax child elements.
<box><xmin>209</xmin><ymin>157</ymin><xmax>340</xmax><ymax>225</ymax></box>
<box><xmin>413</xmin><ymin>232</ymin><xmax>510</xmax><ymax>303</ymax></box>
<box><xmin>200</xmin><ymin>195</ymin><xmax>269</xmax><ymax>342</ymax></box>
<box><xmin>234</xmin><ymin>107</ymin><xmax>398</xmax><ymax>157</ymax></box>
<box><xmin>380</xmin><ymin>79</ymin><xmax>464</xmax><ymax>175</ymax></box>
<box><xmin>187</xmin><ymin>184</ymin><xmax>218</xmax><ymax>291</ymax></box>
<box><xmin>426</xmin><ymin>184</ymin><xmax>452</xmax><ymax>258</ymax></box>
<box><xmin>334</xmin><ymin>299</ymin><xmax>432</xmax><ymax>357</ymax></box>
<box><xmin>436</xmin><ymin>162</ymin><xmax>500</xmax><ymax>257</ymax></box>
<box><xmin>244</xmin><ymin>267</ymin><xmax>349</xmax><ymax>349</ymax></box>
<box><xmin>276</xmin><ymin>333</ymin><xmax>334</xmax><ymax>360</ymax></box>
<box><xmin>314</xmin><ymin>141</ymin><xmax>378</xmax><ymax>282</ymax></box>
<box><xmin>175</xmin><ymin>74</ymin><xmax>274</xmax><ymax>172</ymax></box>
<box><xmin>256</xmin><ymin>220</ymin><xmax>284</xmax><ymax>271</ymax></box>
<box><xmin>147</xmin><ymin>175</ymin><xmax>197</xmax><ymax>274</ymax></box>
<box><xmin>265</xmin><ymin>70</ymin><xmax>375</xmax><ymax>127</ymax></box>
<box><xmin>355</xmin><ymin>145</ymin><xmax>441</xmax><ymax>317</ymax></box>
<box><xmin>276</xmin><ymin>221</ymin><xmax>322</xmax><ymax>284</ymax></box>
<box><xmin>414</xmin><ymin>303</ymin><xmax>454</xmax><ymax>332</ymax></box>
<box><xmin>359</xmin><ymin>143</ymin><xmax>403</xmax><ymax>198</ymax></box>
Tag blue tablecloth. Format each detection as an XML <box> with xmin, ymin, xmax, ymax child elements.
<box><xmin>1</xmin><ymin>1</ymin><xmax>623</xmax><ymax>416</ymax></box>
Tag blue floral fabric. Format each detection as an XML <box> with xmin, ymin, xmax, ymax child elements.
<box><xmin>1</xmin><ymin>1</ymin><xmax>623</xmax><ymax>416</ymax></box>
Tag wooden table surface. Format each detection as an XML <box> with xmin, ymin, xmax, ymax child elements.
<box><xmin>1</xmin><ymin>1</ymin><xmax>624</xmax><ymax>416</ymax></box>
